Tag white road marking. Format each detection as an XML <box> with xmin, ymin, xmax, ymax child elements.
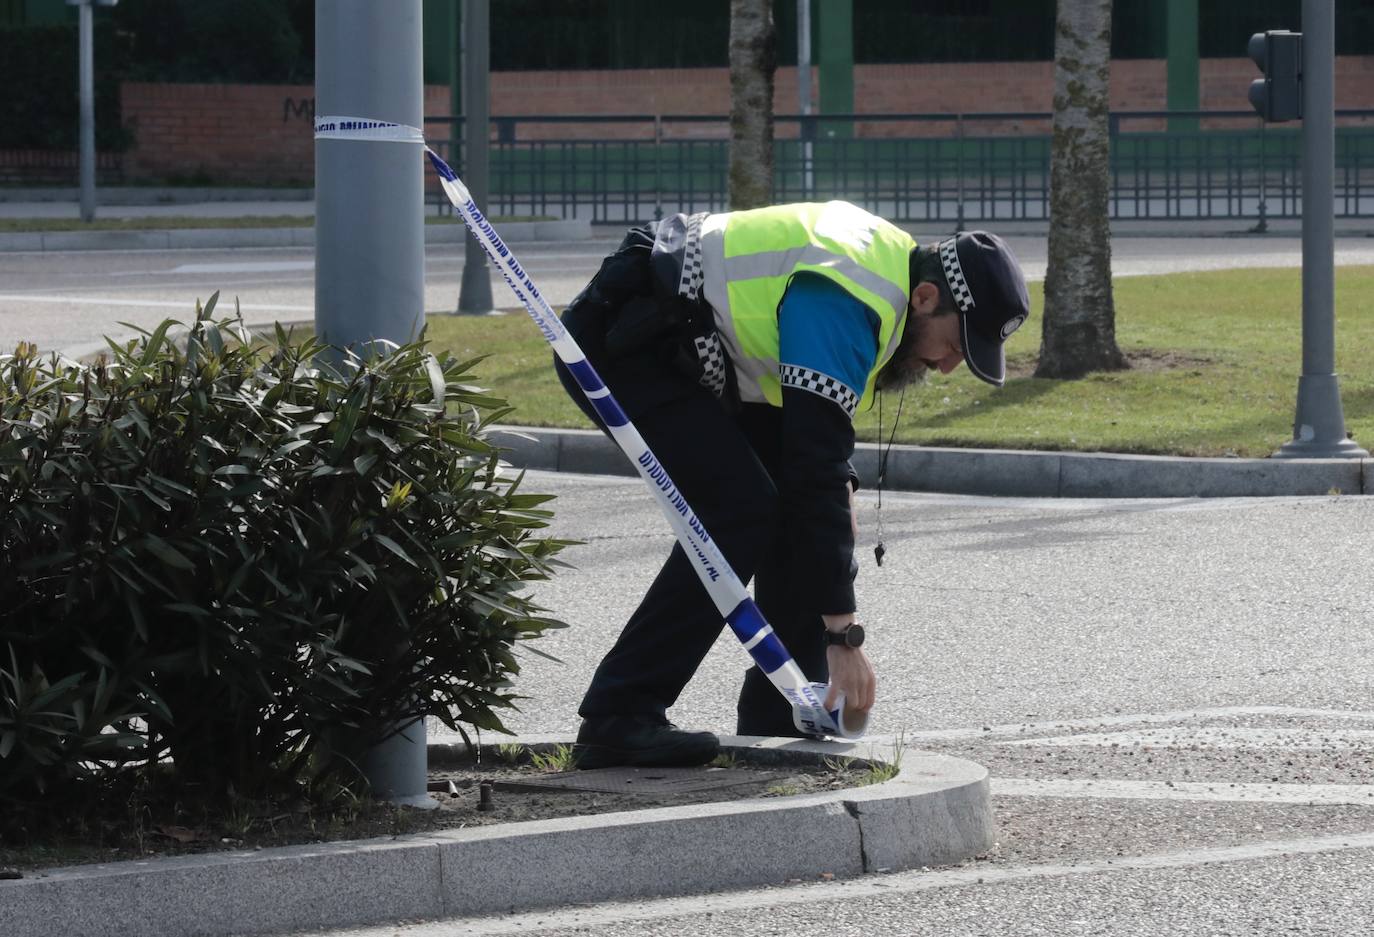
<box><xmin>900</xmin><ymin>706</ymin><xmax>1374</xmax><ymax>742</ymax></box>
<box><xmin>995</xmin><ymin>777</ymin><xmax>1374</xmax><ymax>805</ymax></box>
<box><xmin>999</xmin><ymin>727</ymin><xmax>1374</xmax><ymax>750</ymax></box>
<box><xmin>932</xmin><ymin>707</ymin><xmax>1374</xmax><ymax>805</ymax></box>
<box><xmin>0</xmin><ymin>293</ymin><xmax>312</xmax><ymax>313</ymax></box>
<box><xmin>168</xmin><ymin>261</ymin><xmax>314</xmax><ymax>274</ymax></box>
<box><xmin>348</xmin><ymin>831</ymin><xmax>1374</xmax><ymax>936</ymax></box>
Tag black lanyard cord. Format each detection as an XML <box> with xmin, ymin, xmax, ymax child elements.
<box><xmin>873</xmin><ymin>384</ymin><xmax>907</xmax><ymax>567</ymax></box>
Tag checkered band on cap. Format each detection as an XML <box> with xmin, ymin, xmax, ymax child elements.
<box><xmin>780</xmin><ymin>365</ymin><xmax>859</xmax><ymax>418</ymax></box>
<box><xmin>939</xmin><ymin>237</ymin><xmax>976</xmax><ymax>314</ymax></box>
<box><xmin>677</xmin><ymin>212</ymin><xmax>707</xmax><ymax>301</ymax></box>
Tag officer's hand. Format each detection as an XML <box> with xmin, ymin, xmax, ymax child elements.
<box><xmin>824</xmin><ymin>644</ymin><xmax>876</xmax><ymax>716</ymax></box>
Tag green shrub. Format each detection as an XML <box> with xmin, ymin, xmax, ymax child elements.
<box><xmin>0</xmin><ymin>297</ymin><xmax>566</xmax><ymax>804</ymax></box>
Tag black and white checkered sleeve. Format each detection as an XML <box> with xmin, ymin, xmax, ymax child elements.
<box><xmin>780</xmin><ymin>365</ymin><xmax>859</xmax><ymax>418</ymax></box>
<box><xmin>676</xmin><ymin>212</ymin><xmax>706</xmax><ymax>301</ymax></box>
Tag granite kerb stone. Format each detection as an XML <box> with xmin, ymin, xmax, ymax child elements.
<box><xmin>488</xmin><ymin>426</ymin><xmax>1371</xmax><ymax>499</ymax></box>
<box><xmin>1</xmin><ymin>735</ymin><xmax>990</xmax><ymax>937</ymax></box>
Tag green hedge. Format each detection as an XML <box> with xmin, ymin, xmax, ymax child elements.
<box><xmin>0</xmin><ymin>299</ymin><xmax>567</xmax><ymax>802</ymax></box>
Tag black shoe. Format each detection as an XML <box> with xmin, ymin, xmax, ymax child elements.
<box><xmin>574</xmin><ymin>715</ymin><xmax>720</xmax><ymax>770</ymax></box>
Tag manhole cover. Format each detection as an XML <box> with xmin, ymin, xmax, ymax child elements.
<box><xmin>494</xmin><ymin>765</ymin><xmax>776</xmax><ymax>796</ymax></box>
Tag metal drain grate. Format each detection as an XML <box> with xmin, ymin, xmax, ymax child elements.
<box><xmin>493</xmin><ymin>765</ymin><xmax>776</xmax><ymax>796</ymax></box>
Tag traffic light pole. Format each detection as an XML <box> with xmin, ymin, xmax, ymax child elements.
<box><xmin>1274</xmin><ymin>0</ymin><xmax>1366</xmax><ymax>458</ymax></box>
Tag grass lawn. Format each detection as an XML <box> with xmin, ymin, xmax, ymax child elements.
<box><xmin>0</xmin><ymin>215</ymin><xmax>548</xmax><ymax>233</ymax></box>
<box><xmin>418</xmin><ymin>265</ymin><xmax>1374</xmax><ymax>459</ymax></box>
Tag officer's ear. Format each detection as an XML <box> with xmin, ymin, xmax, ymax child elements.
<box><xmin>910</xmin><ymin>281</ymin><xmax>942</xmax><ymax>315</ymax></box>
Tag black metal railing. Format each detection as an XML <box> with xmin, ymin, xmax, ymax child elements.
<box><xmin>422</xmin><ymin>110</ymin><xmax>1374</xmax><ymax>226</ymax></box>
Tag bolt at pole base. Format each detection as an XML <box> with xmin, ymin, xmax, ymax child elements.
<box><xmin>1273</xmin><ymin>374</ymin><xmax>1369</xmax><ymax>459</ymax></box>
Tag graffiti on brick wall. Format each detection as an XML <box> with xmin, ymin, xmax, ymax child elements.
<box><xmin>283</xmin><ymin>97</ymin><xmax>316</xmax><ymax>123</ymax></box>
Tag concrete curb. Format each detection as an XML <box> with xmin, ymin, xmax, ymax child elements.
<box><xmin>489</xmin><ymin>425</ymin><xmax>1370</xmax><ymax>498</ymax></box>
<box><xmin>0</xmin><ymin>187</ymin><xmax>317</xmax><ymax>205</ymax></box>
<box><xmin>1</xmin><ymin>736</ymin><xmax>991</xmax><ymax>937</ymax></box>
<box><xmin>0</xmin><ymin>218</ymin><xmax>591</xmax><ymax>253</ymax></box>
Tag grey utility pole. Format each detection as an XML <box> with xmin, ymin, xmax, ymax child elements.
<box><xmin>797</xmin><ymin>0</ymin><xmax>813</xmax><ymax>196</ymax></box>
<box><xmin>68</xmin><ymin>0</ymin><xmax>116</xmax><ymax>222</ymax></box>
<box><xmin>457</xmin><ymin>0</ymin><xmax>496</xmax><ymax>314</ymax></box>
<box><xmin>1275</xmin><ymin>0</ymin><xmax>1367</xmax><ymax>458</ymax></box>
<box><xmin>314</xmin><ymin>0</ymin><xmax>435</xmax><ymax>807</ymax></box>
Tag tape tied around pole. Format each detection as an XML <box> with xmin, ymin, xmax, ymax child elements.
<box><xmin>313</xmin><ymin>116</ymin><xmax>426</xmax><ymax>144</ymax></box>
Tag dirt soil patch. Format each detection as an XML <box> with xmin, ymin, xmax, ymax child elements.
<box><xmin>1005</xmin><ymin>349</ymin><xmax>1219</xmax><ymax>380</ymax></box>
<box><xmin>0</xmin><ymin>745</ymin><xmax>873</xmax><ymax>876</ymax></box>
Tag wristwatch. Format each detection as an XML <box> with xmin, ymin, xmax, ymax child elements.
<box><xmin>824</xmin><ymin>622</ymin><xmax>865</xmax><ymax>649</ymax></box>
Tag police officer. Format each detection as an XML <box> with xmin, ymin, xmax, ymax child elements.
<box><xmin>555</xmin><ymin>201</ymin><xmax>1030</xmax><ymax>768</ymax></box>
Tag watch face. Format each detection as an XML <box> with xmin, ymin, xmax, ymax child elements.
<box><xmin>829</xmin><ymin>624</ymin><xmax>864</xmax><ymax>647</ymax></box>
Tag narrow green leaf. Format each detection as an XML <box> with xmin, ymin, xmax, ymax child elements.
<box><xmin>139</xmin><ymin>319</ymin><xmax>178</xmax><ymax>367</ymax></box>
<box><xmin>372</xmin><ymin>534</ymin><xmax>417</xmax><ymax>566</ymax></box>
<box><xmin>424</xmin><ymin>353</ymin><xmax>446</xmax><ymax>403</ymax></box>
<box><xmin>518</xmin><ymin>644</ymin><xmax>564</xmax><ymax>664</ymax></box>
<box><xmin>144</xmin><ymin>535</ymin><xmax>195</xmax><ymax>570</ymax></box>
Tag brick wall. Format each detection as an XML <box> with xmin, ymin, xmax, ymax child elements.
<box><xmin>105</xmin><ymin>56</ymin><xmax>1374</xmax><ymax>185</ymax></box>
<box><xmin>119</xmin><ymin>83</ymin><xmax>321</xmax><ymax>185</ymax></box>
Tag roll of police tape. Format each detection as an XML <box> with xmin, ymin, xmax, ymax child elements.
<box><xmin>313</xmin><ymin>116</ymin><xmax>426</xmax><ymax>144</ymax></box>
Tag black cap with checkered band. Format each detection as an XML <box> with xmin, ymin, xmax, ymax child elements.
<box><xmin>937</xmin><ymin>231</ymin><xmax>1031</xmax><ymax>388</ymax></box>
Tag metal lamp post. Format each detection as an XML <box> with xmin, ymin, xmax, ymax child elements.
<box><xmin>67</xmin><ymin>0</ymin><xmax>118</xmax><ymax>223</ymax></box>
<box><xmin>315</xmin><ymin>0</ymin><xmax>434</xmax><ymax>808</ymax></box>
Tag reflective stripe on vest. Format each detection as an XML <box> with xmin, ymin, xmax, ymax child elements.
<box><xmin>699</xmin><ymin>202</ymin><xmax>914</xmax><ymax>411</ymax></box>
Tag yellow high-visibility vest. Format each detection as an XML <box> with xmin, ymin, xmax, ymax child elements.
<box><xmin>698</xmin><ymin>201</ymin><xmax>914</xmax><ymax>410</ymax></box>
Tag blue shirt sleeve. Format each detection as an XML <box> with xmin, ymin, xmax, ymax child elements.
<box><xmin>777</xmin><ymin>273</ymin><xmax>881</xmax><ymax>418</ymax></box>
<box><xmin>774</xmin><ymin>273</ymin><xmax>879</xmax><ymax>614</ymax></box>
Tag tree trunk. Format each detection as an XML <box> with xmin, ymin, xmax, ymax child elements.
<box><xmin>1036</xmin><ymin>0</ymin><xmax>1127</xmax><ymax>379</ymax></box>
<box><xmin>728</xmin><ymin>0</ymin><xmax>775</xmax><ymax>210</ymax></box>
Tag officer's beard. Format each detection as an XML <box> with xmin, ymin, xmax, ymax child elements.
<box><xmin>874</xmin><ymin>314</ymin><xmax>930</xmax><ymax>392</ymax></box>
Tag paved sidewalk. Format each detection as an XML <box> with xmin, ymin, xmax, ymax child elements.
<box><xmin>1</xmin><ymin>186</ymin><xmax>1369</xmax><ymax>253</ymax></box>
<box><xmin>0</xmin><ymin>186</ymin><xmax>591</xmax><ymax>252</ymax></box>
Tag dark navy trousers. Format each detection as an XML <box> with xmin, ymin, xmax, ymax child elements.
<box><xmin>554</xmin><ymin>236</ymin><xmax>829</xmax><ymax>737</ymax></box>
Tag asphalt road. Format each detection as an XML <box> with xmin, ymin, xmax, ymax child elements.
<box><xmin>3</xmin><ymin>234</ymin><xmax>1374</xmax><ymax>357</ymax></box>
<box><xmin>324</xmin><ymin>469</ymin><xmax>1374</xmax><ymax>937</ymax></box>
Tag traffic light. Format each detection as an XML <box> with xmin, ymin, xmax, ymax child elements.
<box><xmin>1248</xmin><ymin>30</ymin><xmax>1302</xmax><ymax>123</ymax></box>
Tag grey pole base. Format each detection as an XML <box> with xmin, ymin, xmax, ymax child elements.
<box><xmin>358</xmin><ymin>718</ymin><xmax>439</xmax><ymax>810</ymax></box>
<box><xmin>456</xmin><ymin>239</ymin><xmax>497</xmax><ymax>315</ymax></box>
<box><xmin>1274</xmin><ymin>374</ymin><xmax>1369</xmax><ymax>459</ymax></box>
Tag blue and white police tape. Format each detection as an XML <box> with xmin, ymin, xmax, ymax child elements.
<box><xmin>315</xmin><ymin>116</ymin><xmax>866</xmax><ymax>740</ymax></box>
<box><xmin>314</xmin><ymin>116</ymin><xmax>426</xmax><ymax>144</ymax></box>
